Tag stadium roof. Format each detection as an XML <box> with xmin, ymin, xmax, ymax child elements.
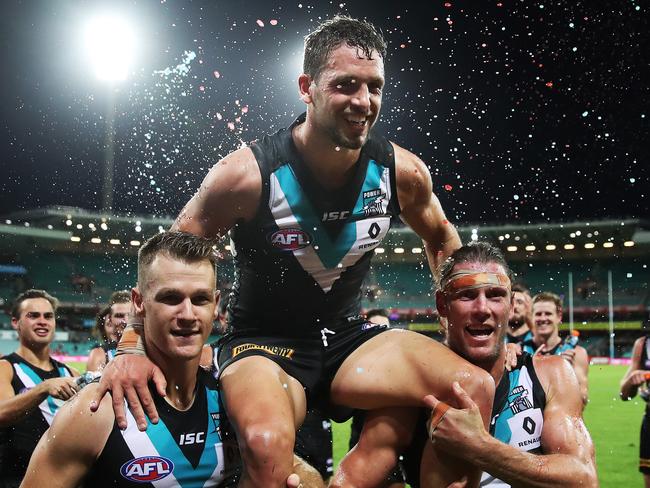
<box><xmin>1</xmin><ymin>206</ymin><xmax>648</xmax><ymax>262</ymax></box>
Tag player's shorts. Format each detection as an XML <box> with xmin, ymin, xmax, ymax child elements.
<box><xmin>640</xmin><ymin>411</ymin><xmax>650</xmax><ymax>474</ymax></box>
<box><xmin>216</xmin><ymin>317</ymin><xmax>389</xmax><ymax>415</ymax></box>
<box><xmin>294</xmin><ymin>408</ymin><xmax>333</xmax><ymax>481</ymax></box>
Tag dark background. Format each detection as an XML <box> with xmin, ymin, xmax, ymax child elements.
<box><xmin>1</xmin><ymin>0</ymin><xmax>648</xmax><ymax>225</ymax></box>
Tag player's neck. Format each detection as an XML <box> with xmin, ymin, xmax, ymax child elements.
<box><xmin>486</xmin><ymin>349</ymin><xmax>508</xmax><ymax>386</ymax></box>
<box><xmin>159</xmin><ymin>359</ymin><xmax>200</xmax><ymax>411</ymax></box>
<box><xmin>535</xmin><ymin>331</ymin><xmax>560</xmax><ymax>349</ymax></box>
<box><xmin>292</xmin><ymin>122</ymin><xmax>360</xmax><ymax>189</ymax></box>
<box><xmin>15</xmin><ymin>344</ymin><xmax>52</xmax><ymax>370</ymax></box>
<box><xmin>508</xmin><ymin>324</ymin><xmax>530</xmax><ymax>337</ymax></box>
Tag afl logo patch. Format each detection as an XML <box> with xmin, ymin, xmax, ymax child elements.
<box><xmin>120</xmin><ymin>456</ymin><xmax>174</xmax><ymax>482</ymax></box>
<box><xmin>268</xmin><ymin>228</ymin><xmax>312</xmax><ymax>251</ymax></box>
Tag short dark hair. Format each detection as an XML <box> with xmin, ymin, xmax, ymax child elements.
<box><xmin>512</xmin><ymin>283</ymin><xmax>530</xmax><ymax>295</ymax></box>
<box><xmin>94</xmin><ymin>305</ymin><xmax>112</xmax><ymax>341</ymax></box>
<box><xmin>303</xmin><ymin>15</ymin><xmax>387</xmax><ymax>80</ymax></box>
<box><xmin>366</xmin><ymin>308</ymin><xmax>389</xmax><ymax>320</ymax></box>
<box><xmin>532</xmin><ymin>291</ymin><xmax>563</xmax><ymax>313</ymax></box>
<box><xmin>109</xmin><ymin>290</ymin><xmax>131</xmax><ymax>308</ymax></box>
<box><xmin>11</xmin><ymin>289</ymin><xmax>59</xmax><ymax>319</ymax></box>
<box><xmin>436</xmin><ymin>242</ymin><xmax>513</xmax><ymax>290</ymax></box>
<box><xmin>138</xmin><ymin>231</ymin><xmax>219</xmax><ymax>289</ymax></box>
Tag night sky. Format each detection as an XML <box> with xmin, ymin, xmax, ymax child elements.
<box><xmin>1</xmin><ymin>0</ymin><xmax>648</xmax><ymax>225</ymax></box>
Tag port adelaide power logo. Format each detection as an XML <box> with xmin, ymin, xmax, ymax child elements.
<box><xmin>268</xmin><ymin>228</ymin><xmax>313</xmax><ymax>251</ymax></box>
<box><xmin>362</xmin><ymin>188</ymin><xmax>386</xmax><ymax>217</ymax></box>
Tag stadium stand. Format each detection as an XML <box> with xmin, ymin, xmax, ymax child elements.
<box><xmin>0</xmin><ymin>207</ymin><xmax>648</xmax><ymax>358</ymax></box>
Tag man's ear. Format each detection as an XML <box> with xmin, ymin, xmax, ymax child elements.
<box><xmin>10</xmin><ymin>317</ymin><xmax>19</xmax><ymax>332</ymax></box>
<box><xmin>213</xmin><ymin>290</ymin><xmax>221</xmax><ymax>321</ymax></box>
<box><xmin>298</xmin><ymin>73</ymin><xmax>314</xmax><ymax>104</ymax></box>
<box><xmin>131</xmin><ymin>287</ymin><xmax>145</xmax><ymax>320</ymax></box>
<box><xmin>435</xmin><ymin>290</ymin><xmax>448</xmax><ymax>318</ymax></box>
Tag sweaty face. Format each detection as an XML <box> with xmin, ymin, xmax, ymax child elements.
<box><xmin>508</xmin><ymin>291</ymin><xmax>531</xmax><ymax>330</ymax></box>
<box><xmin>533</xmin><ymin>301</ymin><xmax>561</xmax><ymax>337</ymax></box>
<box><xmin>439</xmin><ymin>262</ymin><xmax>511</xmax><ymax>366</ymax></box>
<box><xmin>106</xmin><ymin>302</ymin><xmax>130</xmax><ymax>342</ymax></box>
<box><xmin>136</xmin><ymin>254</ymin><xmax>216</xmax><ymax>362</ymax></box>
<box><xmin>309</xmin><ymin>44</ymin><xmax>384</xmax><ymax>149</ymax></box>
<box><xmin>13</xmin><ymin>298</ymin><xmax>56</xmax><ymax>346</ymax></box>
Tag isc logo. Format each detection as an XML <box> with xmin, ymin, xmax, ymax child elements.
<box><xmin>322</xmin><ymin>211</ymin><xmax>349</xmax><ymax>221</ymax></box>
<box><xmin>179</xmin><ymin>432</ymin><xmax>205</xmax><ymax>445</ymax></box>
<box><xmin>268</xmin><ymin>228</ymin><xmax>312</xmax><ymax>251</ymax></box>
<box><xmin>120</xmin><ymin>456</ymin><xmax>174</xmax><ymax>482</ymax></box>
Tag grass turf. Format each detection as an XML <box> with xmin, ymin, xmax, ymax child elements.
<box><xmin>68</xmin><ymin>362</ymin><xmax>644</xmax><ymax>487</ymax></box>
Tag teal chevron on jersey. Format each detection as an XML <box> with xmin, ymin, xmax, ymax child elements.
<box><xmin>273</xmin><ymin>163</ymin><xmax>357</xmax><ymax>268</ymax></box>
<box><xmin>493</xmin><ymin>368</ymin><xmax>520</xmax><ymax>444</ymax></box>
<box><xmin>142</xmin><ymin>387</ymin><xmax>222</xmax><ymax>488</ymax></box>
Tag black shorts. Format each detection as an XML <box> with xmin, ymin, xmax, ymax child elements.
<box><xmin>641</xmin><ymin>411</ymin><xmax>650</xmax><ymax>474</ymax></box>
<box><xmin>294</xmin><ymin>408</ymin><xmax>333</xmax><ymax>481</ymax></box>
<box><xmin>216</xmin><ymin>318</ymin><xmax>390</xmax><ymax>414</ymax></box>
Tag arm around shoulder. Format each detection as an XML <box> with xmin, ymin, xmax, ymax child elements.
<box><xmin>20</xmin><ymin>384</ymin><xmax>114</xmax><ymax>488</ymax></box>
<box><xmin>172</xmin><ymin>147</ymin><xmax>262</xmax><ymax>238</ymax></box>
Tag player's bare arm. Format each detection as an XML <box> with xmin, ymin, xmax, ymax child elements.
<box><xmin>20</xmin><ymin>384</ymin><xmax>113</xmax><ymax>488</ymax></box>
<box><xmin>0</xmin><ymin>359</ymin><xmax>78</xmax><ymax>427</ymax></box>
<box><xmin>392</xmin><ymin>142</ymin><xmax>461</xmax><ymax>278</ymax></box>
<box><xmin>426</xmin><ymin>355</ymin><xmax>597</xmax><ymax>487</ymax></box>
<box><xmin>86</xmin><ymin>347</ymin><xmax>107</xmax><ymax>372</ymax></box>
<box><xmin>621</xmin><ymin>336</ymin><xmax>647</xmax><ymax>400</ymax></box>
<box><xmin>172</xmin><ymin>146</ymin><xmax>262</xmax><ymax>238</ymax></box>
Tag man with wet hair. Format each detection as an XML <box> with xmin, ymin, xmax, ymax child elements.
<box><xmin>0</xmin><ymin>289</ymin><xmax>78</xmax><ymax>488</ymax></box>
<box><xmin>506</xmin><ymin>283</ymin><xmax>533</xmax><ymax>345</ymax></box>
<box><xmin>87</xmin><ymin>291</ymin><xmax>132</xmax><ymax>372</ymax></box>
<box><xmin>350</xmin><ymin>242</ymin><xmax>597</xmax><ymax>487</ymax></box>
<box><xmin>95</xmin><ymin>16</ymin><xmax>495</xmax><ymax>487</ymax></box>
<box><xmin>21</xmin><ymin>232</ymin><xmax>313</xmax><ymax>488</ymax></box>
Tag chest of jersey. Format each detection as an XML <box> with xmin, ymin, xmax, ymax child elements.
<box><xmin>253</xmin><ymin>159</ymin><xmax>394</xmax><ymax>293</ymax></box>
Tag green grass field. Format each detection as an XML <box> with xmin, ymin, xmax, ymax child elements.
<box><xmin>69</xmin><ymin>362</ymin><xmax>645</xmax><ymax>487</ymax></box>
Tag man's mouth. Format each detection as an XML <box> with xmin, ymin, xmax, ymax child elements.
<box><xmin>34</xmin><ymin>328</ymin><xmax>50</xmax><ymax>337</ymax></box>
<box><xmin>170</xmin><ymin>329</ymin><xmax>200</xmax><ymax>337</ymax></box>
<box><xmin>345</xmin><ymin>118</ymin><xmax>368</xmax><ymax>127</ymax></box>
<box><xmin>465</xmin><ymin>325</ymin><xmax>494</xmax><ymax>337</ymax></box>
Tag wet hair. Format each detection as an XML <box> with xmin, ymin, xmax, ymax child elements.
<box><xmin>303</xmin><ymin>15</ymin><xmax>387</xmax><ymax>80</ymax></box>
<box><xmin>10</xmin><ymin>289</ymin><xmax>59</xmax><ymax>319</ymax></box>
<box><xmin>436</xmin><ymin>241</ymin><xmax>513</xmax><ymax>290</ymax></box>
<box><xmin>532</xmin><ymin>291</ymin><xmax>563</xmax><ymax>313</ymax></box>
<box><xmin>137</xmin><ymin>231</ymin><xmax>219</xmax><ymax>289</ymax></box>
<box><xmin>366</xmin><ymin>308</ymin><xmax>389</xmax><ymax>320</ymax></box>
<box><xmin>109</xmin><ymin>290</ymin><xmax>131</xmax><ymax>307</ymax></box>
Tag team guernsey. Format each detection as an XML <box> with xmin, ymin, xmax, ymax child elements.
<box><xmin>228</xmin><ymin>113</ymin><xmax>400</xmax><ymax>336</ymax></box>
<box><xmin>84</xmin><ymin>369</ymin><xmax>240</xmax><ymax>487</ymax></box>
<box><xmin>403</xmin><ymin>353</ymin><xmax>546</xmax><ymax>488</ymax></box>
<box><xmin>480</xmin><ymin>353</ymin><xmax>546</xmax><ymax>487</ymax></box>
<box><xmin>0</xmin><ymin>352</ymin><xmax>73</xmax><ymax>485</ymax></box>
<box><xmin>506</xmin><ymin>329</ymin><xmax>533</xmax><ymax>346</ymax></box>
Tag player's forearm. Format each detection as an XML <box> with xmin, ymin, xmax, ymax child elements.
<box><xmin>424</xmin><ymin>223</ymin><xmax>461</xmax><ymax>280</ymax></box>
<box><xmin>0</xmin><ymin>383</ymin><xmax>49</xmax><ymax>426</ymax></box>
<box><xmin>472</xmin><ymin>436</ymin><xmax>597</xmax><ymax>488</ymax></box>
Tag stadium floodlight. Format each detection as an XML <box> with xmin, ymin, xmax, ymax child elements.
<box><xmin>411</xmin><ymin>247</ymin><xmax>423</xmax><ymax>254</ymax></box>
<box><xmin>603</xmin><ymin>242</ymin><xmax>614</xmax><ymax>248</ymax></box>
<box><xmin>525</xmin><ymin>245</ymin><xmax>536</xmax><ymax>251</ymax></box>
<box><xmin>130</xmin><ymin>240</ymin><xmax>141</xmax><ymax>246</ymax></box>
<box><xmin>564</xmin><ymin>244</ymin><xmax>575</xmax><ymax>250</ymax></box>
<box><xmin>84</xmin><ymin>14</ymin><xmax>136</xmax><ymax>81</ymax></box>
<box><xmin>394</xmin><ymin>247</ymin><xmax>405</xmax><ymax>254</ymax></box>
<box><xmin>584</xmin><ymin>243</ymin><xmax>595</xmax><ymax>249</ymax></box>
<box><xmin>375</xmin><ymin>247</ymin><xmax>385</xmax><ymax>254</ymax></box>
<box><xmin>506</xmin><ymin>246</ymin><xmax>517</xmax><ymax>252</ymax></box>
<box><xmin>624</xmin><ymin>241</ymin><xmax>635</xmax><ymax>247</ymax></box>
<box><xmin>109</xmin><ymin>239</ymin><xmax>121</xmax><ymax>245</ymax></box>
<box><xmin>91</xmin><ymin>237</ymin><xmax>102</xmax><ymax>244</ymax></box>
<box><xmin>70</xmin><ymin>236</ymin><xmax>81</xmax><ymax>242</ymax></box>
<box><xmin>545</xmin><ymin>244</ymin><xmax>556</xmax><ymax>251</ymax></box>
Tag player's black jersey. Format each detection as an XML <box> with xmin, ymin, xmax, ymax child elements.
<box><xmin>84</xmin><ymin>369</ymin><xmax>240</xmax><ymax>487</ymax></box>
<box><xmin>0</xmin><ymin>352</ymin><xmax>73</xmax><ymax>485</ymax></box>
<box><xmin>229</xmin><ymin>113</ymin><xmax>400</xmax><ymax>337</ymax></box>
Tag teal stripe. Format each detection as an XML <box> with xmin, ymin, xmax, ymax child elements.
<box><xmin>274</xmin><ymin>162</ymin><xmax>384</xmax><ymax>269</ymax></box>
<box><xmin>16</xmin><ymin>363</ymin><xmax>57</xmax><ymax>416</ymax></box>
<box><xmin>144</xmin><ymin>387</ymin><xmax>220</xmax><ymax>488</ymax></box>
<box><xmin>494</xmin><ymin>368</ymin><xmax>521</xmax><ymax>444</ymax></box>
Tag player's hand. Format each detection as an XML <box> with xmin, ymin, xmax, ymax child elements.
<box><xmin>504</xmin><ymin>343</ymin><xmax>521</xmax><ymax>371</ymax></box>
<box><xmin>627</xmin><ymin>370</ymin><xmax>650</xmax><ymax>387</ymax></box>
<box><xmin>286</xmin><ymin>473</ymin><xmax>303</xmax><ymax>488</ymax></box>
<box><xmin>41</xmin><ymin>377</ymin><xmax>79</xmax><ymax>400</ymax></box>
<box><xmin>88</xmin><ymin>355</ymin><xmax>167</xmax><ymax>431</ymax></box>
<box><xmin>423</xmin><ymin>382</ymin><xmax>489</xmax><ymax>456</ymax></box>
<box><xmin>560</xmin><ymin>349</ymin><xmax>576</xmax><ymax>366</ymax></box>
